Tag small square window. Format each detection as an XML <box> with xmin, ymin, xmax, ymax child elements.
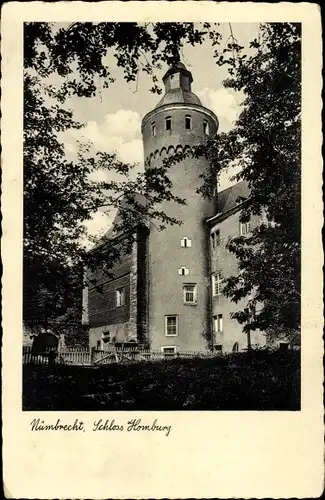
<box><xmin>214</xmin><ymin>344</ymin><xmax>223</xmax><ymax>352</ymax></box>
<box><xmin>161</xmin><ymin>346</ymin><xmax>176</xmax><ymax>358</ymax></box>
<box><xmin>116</xmin><ymin>288</ymin><xmax>125</xmax><ymax>307</ymax></box>
<box><xmin>183</xmin><ymin>284</ymin><xmax>197</xmax><ymax>304</ymax></box>
<box><xmin>165</xmin><ymin>315</ymin><xmax>178</xmax><ymax>336</ymax></box>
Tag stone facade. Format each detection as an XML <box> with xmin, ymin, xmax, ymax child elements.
<box><xmin>208</xmin><ymin>183</ymin><xmax>266</xmax><ymax>351</ymax></box>
<box><xmin>86</xmin><ymin>62</ymin><xmax>267</xmax><ymax>353</ymax></box>
<box><xmin>141</xmin><ymin>64</ymin><xmax>218</xmax><ymax>352</ymax></box>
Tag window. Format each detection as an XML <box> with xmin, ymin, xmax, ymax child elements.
<box><xmin>240</xmin><ymin>221</ymin><xmax>251</xmax><ymax>236</ymax></box>
<box><xmin>183</xmin><ymin>284</ymin><xmax>197</xmax><ymax>304</ymax></box>
<box><xmin>161</xmin><ymin>346</ymin><xmax>176</xmax><ymax>358</ymax></box>
<box><xmin>211</xmin><ymin>229</ymin><xmax>220</xmax><ymax>249</ymax></box>
<box><xmin>178</xmin><ymin>266</ymin><xmax>189</xmax><ymax>276</ymax></box>
<box><xmin>203</xmin><ymin>120</ymin><xmax>209</xmax><ymax>135</ymax></box>
<box><xmin>169</xmin><ymin>72</ymin><xmax>179</xmax><ymax>89</ymax></box>
<box><xmin>259</xmin><ymin>213</ymin><xmax>276</xmax><ymax>228</ymax></box>
<box><xmin>181</xmin><ymin>237</ymin><xmax>192</xmax><ymax>248</ymax></box>
<box><xmin>96</xmin><ymin>340</ymin><xmax>102</xmax><ymax>350</ymax></box>
<box><xmin>102</xmin><ymin>331</ymin><xmax>111</xmax><ymax>344</ymax></box>
<box><xmin>165</xmin><ymin>116</ymin><xmax>172</xmax><ymax>131</ymax></box>
<box><xmin>151</xmin><ymin>122</ymin><xmax>156</xmax><ymax>136</ymax></box>
<box><xmin>165</xmin><ymin>315</ymin><xmax>178</xmax><ymax>336</ymax></box>
<box><xmin>213</xmin><ymin>314</ymin><xmax>223</xmax><ymax>332</ymax></box>
<box><xmin>115</xmin><ymin>288</ymin><xmax>125</xmax><ymax>307</ymax></box>
<box><xmin>212</xmin><ymin>271</ymin><xmax>223</xmax><ymax>296</ymax></box>
<box><xmin>214</xmin><ymin>344</ymin><xmax>223</xmax><ymax>352</ymax></box>
<box><xmin>185</xmin><ymin>115</ymin><xmax>192</xmax><ymax>130</ymax></box>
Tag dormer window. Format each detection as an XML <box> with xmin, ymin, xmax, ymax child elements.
<box><xmin>203</xmin><ymin>120</ymin><xmax>209</xmax><ymax>135</ymax></box>
<box><xmin>240</xmin><ymin>220</ymin><xmax>251</xmax><ymax>236</ymax></box>
<box><xmin>185</xmin><ymin>115</ymin><xmax>192</xmax><ymax>130</ymax></box>
<box><xmin>165</xmin><ymin>116</ymin><xmax>172</xmax><ymax>131</ymax></box>
<box><xmin>151</xmin><ymin>122</ymin><xmax>156</xmax><ymax>136</ymax></box>
<box><xmin>236</xmin><ymin>196</ymin><xmax>246</xmax><ymax>204</ymax></box>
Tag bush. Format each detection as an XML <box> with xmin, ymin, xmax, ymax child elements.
<box><xmin>23</xmin><ymin>350</ymin><xmax>300</xmax><ymax>411</ymax></box>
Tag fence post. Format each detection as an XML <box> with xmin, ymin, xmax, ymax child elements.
<box><xmin>90</xmin><ymin>346</ymin><xmax>96</xmax><ymax>365</ymax></box>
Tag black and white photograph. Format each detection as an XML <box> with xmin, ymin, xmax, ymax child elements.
<box><xmin>22</xmin><ymin>19</ymin><xmax>302</xmax><ymax>411</ymax></box>
<box><xmin>2</xmin><ymin>2</ymin><xmax>323</xmax><ymax>499</ymax></box>
<box><xmin>23</xmin><ymin>18</ymin><xmax>301</xmax><ymax>410</ymax></box>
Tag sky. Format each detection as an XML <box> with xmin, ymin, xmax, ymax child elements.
<box><xmin>51</xmin><ymin>23</ymin><xmax>260</xmax><ymax>242</ymax></box>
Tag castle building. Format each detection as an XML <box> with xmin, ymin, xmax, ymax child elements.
<box><xmin>84</xmin><ymin>63</ymin><xmax>266</xmax><ymax>354</ymax></box>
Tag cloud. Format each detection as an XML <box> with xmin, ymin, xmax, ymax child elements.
<box><xmin>62</xmin><ymin>109</ymin><xmax>144</xmax><ymax>166</ymax></box>
<box><xmin>197</xmin><ymin>87</ymin><xmax>243</xmax><ymax>132</ymax></box>
<box><xmin>103</xmin><ymin>109</ymin><xmax>142</xmax><ymax>142</ymax></box>
<box><xmin>82</xmin><ymin>211</ymin><xmax>115</xmax><ymax>249</ymax></box>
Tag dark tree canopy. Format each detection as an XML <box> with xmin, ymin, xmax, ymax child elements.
<box><xmin>24</xmin><ymin>22</ymin><xmax>301</xmax><ymax>342</ymax></box>
<box><xmin>23</xmin><ymin>22</ymin><xmax>219</xmax><ymax>329</ymax></box>
<box><xmin>206</xmin><ymin>23</ymin><xmax>301</xmax><ymax>337</ymax></box>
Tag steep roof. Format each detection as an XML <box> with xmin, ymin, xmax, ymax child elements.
<box><xmin>155</xmin><ymin>88</ymin><xmax>202</xmax><ymax>108</ymax></box>
<box><xmin>217</xmin><ymin>180</ymin><xmax>250</xmax><ymax>214</ymax></box>
<box><xmin>155</xmin><ymin>61</ymin><xmax>202</xmax><ymax>109</ymax></box>
<box><xmin>91</xmin><ymin>193</ymin><xmax>147</xmax><ymax>252</ymax></box>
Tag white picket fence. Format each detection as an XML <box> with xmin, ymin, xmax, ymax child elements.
<box><xmin>23</xmin><ymin>345</ymin><xmax>218</xmax><ymax>366</ymax></box>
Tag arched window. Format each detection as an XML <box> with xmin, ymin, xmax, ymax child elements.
<box><xmin>203</xmin><ymin>120</ymin><xmax>209</xmax><ymax>135</ymax></box>
<box><xmin>165</xmin><ymin>116</ymin><xmax>172</xmax><ymax>131</ymax></box>
<box><xmin>181</xmin><ymin>237</ymin><xmax>192</xmax><ymax>248</ymax></box>
<box><xmin>178</xmin><ymin>266</ymin><xmax>189</xmax><ymax>276</ymax></box>
<box><xmin>185</xmin><ymin>115</ymin><xmax>192</xmax><ymax>130</ymax></box>
<box><xmin>151</xmin><ymin>122</ymin><xmax>156</xmax><ymax>136</ymax></box>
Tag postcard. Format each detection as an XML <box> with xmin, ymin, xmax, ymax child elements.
<box><xmin>1</xmin><ymin>2</ymin><xmax>323</xmax><ymax>498</ymax></box>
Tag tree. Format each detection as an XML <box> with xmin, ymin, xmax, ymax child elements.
<box><xmin>23</xmin><ymin>22</ymin><xmax>220</xmax><ymax>329</ymax></box>
<box><xmin>200</xmin><ymin>23</ymin><xmax>301</xmax><ymax>338</ymax></box>
<box><xmin>25</xmin><ymin>21</ymin><xmax>301</xmax><ymax>342</ymax></box>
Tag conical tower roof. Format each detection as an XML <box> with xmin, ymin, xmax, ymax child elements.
<box><xmin>155</xmin><ymin>61</ymin><xmax>202</xmax><ymax>109</ymax></box>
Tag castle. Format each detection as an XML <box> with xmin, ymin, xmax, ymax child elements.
<box><xmin>83</xmin><ymin>62</ymin><xmax>266</xmax><ymax>354</ymax></box>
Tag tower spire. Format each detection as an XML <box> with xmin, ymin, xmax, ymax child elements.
<box><xmin>162</xmin><ymin>61</ymin><xmax>193</xmax><ymax>93</ymax></box>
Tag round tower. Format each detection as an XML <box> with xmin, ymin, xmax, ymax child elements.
<box><xmin>141</xmin><ymin>62</ymin><xmax>219</xmax><ymax>352</ymax></box>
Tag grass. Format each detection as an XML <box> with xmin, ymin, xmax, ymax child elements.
<box><xmin>23</xmin><ymin>350</ymin><xmax>300</xmax><ymax>411</ymax></box>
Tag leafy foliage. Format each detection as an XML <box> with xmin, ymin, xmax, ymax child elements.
<box><xmin>24</xmin><ymin>22</ymin><xmax>220</xmax><ymax>98</ymax></box>
<box><xmin>23</xmin><ymin>350</ymin><xmax>300</xmax><ymax>411</ymax></box>
<box><xmin>24</xmin><ymin>21</ymin><xmax>301</xmax><ymax>342</ymax></box>
<box><xmin>23</xmin><ymin>22</ymin><xmax>220</xmax><ymax>329</ymax></box>
<box><xmin>211</xmin><ymin>23</ymin><xmax>301</xmax><ymax>335</ymax></box>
